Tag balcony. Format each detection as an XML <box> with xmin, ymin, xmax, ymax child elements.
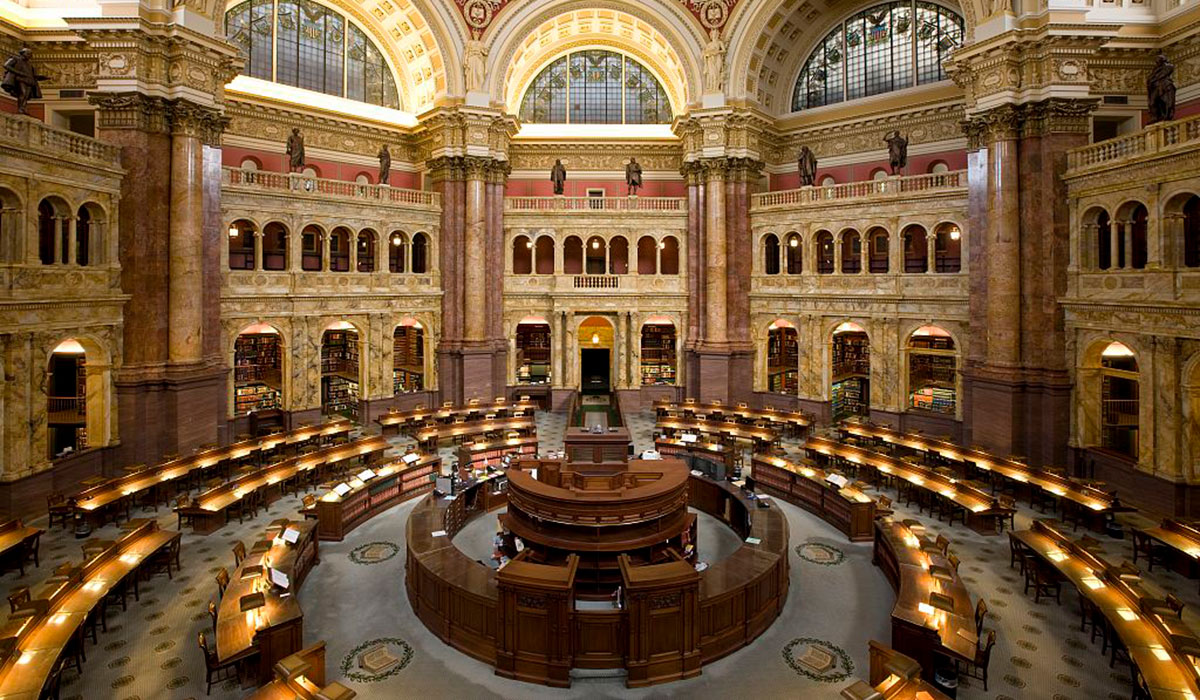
<box><xmin>0</xmin><ymin>112</ymin><xmax>122</xmax><ymax>169</ymax></box>
<box><xmin>505</xmin><ymin>196</ymin><xmax>685</xmax><ymax>212</ymax></box>
<box><xmin>1067</xmin><ymin>114</ymin><xmax>1200</xmax><ymax>174</ymax></box>
<box><xmin>223</xmin><ymin>167</ymin><xmax>441</xmax><ymax>209</ymax></box>
<box><xmin>751</xmin><ymin>171</ymin><xmax>966</xmax><ymax>211</ymax></box>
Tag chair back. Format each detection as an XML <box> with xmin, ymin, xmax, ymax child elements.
<box><xmin>935</xmin><ymin>534</ymin><xmax>950</xmax><ymax>554</ymax></box>
<box><xmin>198</xmin><ymin>631</ymin><xmax>217</xmax><ymax>665</ymax></box>
<box><xmin>975</xmin><ymin>598</ymin><xmax>988</xmax><ymax>632</ymax></box>
<box><xmin>303</xmin><ymin>494</ymin><xmax>316</xmax><ymax>508</ymax></box>
<box><xmin>208</xmin><ymin>600</ymin><xmax>217</xmax><ymax>631</ymax></box>
<box><xmin>980</xmin><ymin>630</ymin><xmax>996</xmax><ymax>664</ymax></box>
<box><xmin>1168</xmin><ymin>594</ymin><xmax>1185</xmax><ymax>616</ymax></box>
<box><xmin>7</xmin><ymin>587</ymin><xmax>30</xmax><ymax>611</ymax></box>
<box><xmin>215</xmin><ymin>568</ymin><xmax>230</xmax><ymax>597</ymax></box>
<box><xmin>232</xmin><ymin>541</ymin><xmax>246</xmax><ymax>565</ymax></box>
<box><xmin>948</xmin><ymin>553</ymin><xmax>960</xmax><ymax>571</ymax></box>
<box><xmin>47</xmin><ymin>493</ymin><xmax>64</xmax><ymax>507</ymax></box>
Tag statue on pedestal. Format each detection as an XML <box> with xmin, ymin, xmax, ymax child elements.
<box><xmin>2</xmin><ymin>48</ymin><xmax>47</xmax><ymax>115</ymax></box>
<box><xmin>703</xmin><ymin>29</ymin><xmax>726</xmax><ymax>94</ymax></box>
<box><xmin>465</xmin><ymin>39</ymin><xmax>487</xmax><ymax>93</ymax></box>
<box><xmin>797</xmin><ymin>145</ymin><xmax>818</xmax><ymax>187</ymax></box>
<box><xmin>378</xmin><ymin>144</ymin><xmax>392</xmax><ymax>185</ymax></box>
<box><xmin>625</xmin><ymin>157</ymin><xmax>643</xmax><ymax>196</ymax></box>
<box><xmin>286</xmin><ymin>128</ymin><xmax>306</xmax><ymax>172</ymax></box>
<box><xmin>884</xmin><ymin>130</ymin><xmax>908</xmax><ymax>175</ymax></box>
<box><xmin>550</xmin><ymin>159</ymin><xmax>567</xmax><ymax>195</ymax></box>
<box><xmin>1148</xmin><ymin>53</ymin><xmax>1176</xmax><ymax>124</ymax></box>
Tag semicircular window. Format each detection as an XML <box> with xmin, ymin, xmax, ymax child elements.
<box><xmin>226</xmin><ymin>0</ymin><xmax>399</xmax><ymax>110</ymax></box>
<box><xmin>519</xmin><ymin>50</ymin><xmax>672</xmax><ymax>125</ymax></box>
<box><xmin>792</xmin><ymin>1</ymin><xmax>963</xmax><ymax>111</ymax></box>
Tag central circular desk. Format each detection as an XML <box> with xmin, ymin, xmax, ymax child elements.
<box><xmin>404</xmin><ymin>459</ymin><xmax>789</xmax><ymax>688</ymax></box>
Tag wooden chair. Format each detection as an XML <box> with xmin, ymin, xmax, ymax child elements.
<box><xmin>957</xmin><ymin>629</ymin><xmax>996</xmax><ymax>691</ymax></box>
<box><xmin>1023</xmin><ymin>558</ymin><xmax>1062</xmax><ymax>604</ymax></box>
<box><xmin>215</xmin><ymin>567</ymin><xmax>230</xmax><ymax>600</ymax></box>
<box><xmin>302</xmin><ymin>494</ymin><xmax>319</xmax><ymax>520</ymax></box>
<box><xmin>974</xmin><ymin>598</ymin><xmax>988</xmax><ymax>636</ymax></box>
<box><xmin>176</xmin><ymin>495</ymin><xmax>196</xmax><ymax>531</ymax></box>
<box><xmin>934</xmin><ymin>534</ymin><xmax>950</xmax><ymax>556</ymax></box>
<box><xmin>1131</xmin><ymin>530</ymin><xmax>1170</xmax><ymax>571</ymax></box>
<box><xmin>1008</xmin><ymin>533</ymin><xmax>1031</xmax><ymax>575</ymax></box>
<box><xmin>47</xmin><ymin>494</ymin><xmax>73</xmax><ymax>529</ymax></box>
<box><xmin>208</xmin><ymin>599</ymin><xmax>217</xmax><ymax>634</ymax></box>
<box><xmin>199</xmin><ymin>631</ymin><xmax>241</xmax><ymax>695</ymax></box>
<box><xmin>7</xmin><ymin>586</ymin><xmax>29</xmax><ymax>613</ymax></box>
<box><xmin>995</xmin><ymin>496</ymin><xmax>1017</xmax><ymax>533</ymax></box>
<box><xmin>232</xmin><ymin>541</ymin><xmax>246</xmax><ymax>567</ymax></box>
<box><xmin>947</xmin><ymin>554</ymin><xmax>960</xmax><ymax>572</ymax></box>
<box><xmin>145</xmin><ymin>536</ymin><xmax>181</xmax><ymax>580</ymax></box>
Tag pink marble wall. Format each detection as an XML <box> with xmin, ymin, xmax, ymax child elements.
<box><xmin>222</xmin><ymin>145</ymin><xmax>421</xmax><ymax>189</ymax></box>
<box><xmin>768</xmin><ymin>149</ymin><xmax>968</xmax><ymax>190</ymax></box>
<box><xmin>505</xmin><ymin>178</ymin><xmax>686</xmax><ymax>197</ymax></box>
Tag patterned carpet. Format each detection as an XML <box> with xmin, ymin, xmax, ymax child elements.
<box><xmin>6</xmin><ymin>411</ymin><xmax>1173</xmax><ymax>699</ymax></box>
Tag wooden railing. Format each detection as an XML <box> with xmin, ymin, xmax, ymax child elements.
<box><xmin>47</xmin><ymin>396</ymin><xmax>84</xmax><ymax>414</ymax></box>
<box><xmin>223</xmin><ymin>167</ymin><xmax>441</xmax><ymax>207</ymax></box>
<box><xmin>751</xmin><ymin>170</ymin><xmax>966</xmax><ymax>209</ymax></box>
<box><xmin>505</xmin><ymin>196</ymin><xmax>685</xmax><ymax>212</ymax></box>
<box><xmin>1067</xmin><ymin>114</ymin><xmax>1200</xmax><ymax>172</ymax></box>
<box><xmin>0</xmin><ymin>112</ymin><xmax>123</xmax><ymax>168</ymax></box>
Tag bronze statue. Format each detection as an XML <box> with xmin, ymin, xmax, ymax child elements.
<box><xmin>884</xmin><ymin>130</ymin><xmax>908</xmax><ymax>175</ymax></box>
<box><xmin>1148</xmin><ymin>53</ymin><xmax>1176</xmax><ymax>124</ymax></box>
<box><xmin>2</xmin><ymin>48</ymin><xmax>47</xmax><ymax>115</ymax></box>
<box><xmin>625</xmin><ymin>157</ymin><xmax>643</xmax><ymax>196</ymax></box>
<box><xmin>378</xmin><ymin>144</ymin><xmax>391</xmax><ymax>185</ymax></box>
<box><xmin>550</xmin><ymin>158</ymin><xmax>567</xmax><ymax>195</ymax></box>
<box><xmin>797</xmin><ymin>145</ymin><xmax>818</xmax><ymax>187</ymax></box>
<box><xmin>286</xmin><ymin>128</ymin><xmax>305</xmax><ymax>172</ymax></box>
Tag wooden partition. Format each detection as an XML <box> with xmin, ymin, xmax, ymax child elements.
<box><xmin>620</xmin><ymin>554</ymin><xmax>701</xmax><ymax>687</ymax></box>
<box><xmin>495</xmin><ymin>555</ymin><xmax>578</xmax><ymax>687</ymax></box>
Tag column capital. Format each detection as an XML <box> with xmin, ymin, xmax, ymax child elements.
<box><xmin>960</xmin><ymin>103</ymin><xmax>1022</xmax><ymax>148</ymax></box>
<box><xmin>88</xmin><ymin>92</ymin><xmax>171</xmax><ymax>134</ymax></box>
<box><xmin>168</xmin><ymin>100</ymin><xmax>230</xmax><ymax>146</ymax></box>
<box><xmin>1020</xmin><ymin>98</ymin><xmax>1098</xmax><ymax>138</ymax></box>
<box><xmin>426</xmin><ymin>156</ymin><xmax>466</xmax><ymax>183</ymax></box>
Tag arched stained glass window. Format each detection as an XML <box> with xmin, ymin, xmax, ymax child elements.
<box><xmin>226</xmin><ymin>0</ymin><xmax>399</xmax><ymax>110</ymax></box>
<box><xmin>792</xmin><ymin>1</ymin><xmax>963</xmax><ymax>111</ymax></box>
<box><xmin>520</xmin><ymin>50</ymin><xmax>672</xmax><ymax>124</ymax></box>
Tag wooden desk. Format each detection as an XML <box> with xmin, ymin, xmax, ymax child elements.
<box><xmin>314</xmin><ymin>452</ymin><xmax>439</xmax><ymax>541</ymax></box>
<box><xmin>653</xmin><ymin>400</ymin><xmax>811</xmax><ymax>437</ymax></box>
<box><xmin>1014</xmin><ymin>519</ymin><xmax>1200</xmax><ymax>699</ymax></box>
<box><xmin>873</xmin><ymin>519</ymin><xmax>978</xmax><ymax>680</ymax></box>
<box><xmin>0</xmin><ymin>521</ymin><xmax>179</xmax><ymax>699</ymax></box>
<box><xmin>377</xmin><ymin>399</ymin><xmax>537</xmax><ymax>436</ymax></box>
<box><xmin>861</xmin><ymin>640</ymin><xmax>953</xmax><ymax>700</ymax></box>
<box><xmin>655</xmin><ymin>437</ymin><xmax>735</xmax><ymax>474</ymax></box>
<box><xmin>73</xmin><ymin>421</ymin><xmax>353</xmax><ymax>519</ymax></box>
<box><xmin>181</xmin><ymin>436</ymin><xmax>388</xmax><ymax>534</ymax></box>
<box><xmin>455</xmin><ymin>435</ymin><xmax>538</xmax><ymax>471</ymax></box>
<box><xmin>655</xmin><ymin>417</ymin><xmax>779</xmax><ymax>449</ymax></box>
<box><xmin>0</xmin><ymin>521</ymin><xmax>41</xmax><ymax>576</ymax></box>
<box><xmin>840</xmin><ymin>421</ymin><xmax>1120</xmax><ymax>521</ymax></box>
<box><xmin>564</xmin><ymin>427</ymin><xmax>630</xmax><ymax>466</ymax></box>
<box><xmin>216</xmin><ymin>520</ymin><xmax>318</xmax><ymax>685</ymax></box>
<box><xmin>805</xmin><ymin>436</ymin><xmax>1014</xmax><ymax>534</ymax></box>
<box><xmin>1140</xmin><ymin>519</ymin><xmax>1200</xmax><ymax>578</ymax></box>
<box><xmin>247</xmin><ymin>641</ymin><xmax>356</xmax><ymax>700</ymax></box>
<box><xmin>750</xmin><ymin>454</ymin><xmax>875</xmax><ymax>541</ymax></box>
<box><xmin>414</xmin><ymin>417</ymin><xmax>536</xmax><ymax>450</ymax></box>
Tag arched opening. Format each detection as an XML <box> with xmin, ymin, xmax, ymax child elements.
<box><xmin>301</xmin><ymin>224</ymin><xmax>324</xmax><ymax>271</ymax></box>
<box><xmin>815</xmin><ymin>231</ymin><xmax>834</xmax><ymax>274</ymax></box>
<box><xmin>394</xmin><ymin>320</ymin><xmax>425</xmax><ymax>394</ymax></box>
<box><xmin>535</xmin><ymin>236</ymin><xmax>555</xmax><ymax>274</ymax></box>
<box><xmin>355</xmin><ymin>173</ymin><xmax>371</xmax><ymax>186</ymax></box>
<box><xmin>516</xmin><ymin>318</ymin><xmax>552</xmax><ymax>385</ymax></box>
<box><xmin>38</xmin><ymin>198</ymin><xmax>68</xmax><ymax>265</ymax></box>
<box><xmin>840</xmin><ymin>229</ymin><xmax>861</xmax><ymax>273</ymax></box>
<box><xmin>263</xmin><ymin>222</ymin><xmax>288</xmax><ymax>271</ymax></box>
<box><xmin>1185</xmin><ymin>196</ymin><xmax>1200</xmax><ymax>268</ymax></box>
<box><xmin>832</xmin><ymin>322</ymin><xmax>870</xmax><ymax>421</ymax></box>
<box><xmin>228</xmin><ymin>219</ymin><xmax>257</xmax><ymax>270</ymax></box>
<box><xmin>637</xmin><ymin>236</ymin><xmax>657</xmax><ymax>274</ymax></box>
<box><xmin>411</xmin><ymin>232</ymin><xmax>429</xmax><ymax>273</ymax></box>
<box><xmin>329</xmin><ymin>226</ymin><xmax>351</xmax><ymax>271</ymax></box>
<box><xmin>1129</xmin><ymin>204</ymin><xmax>1148</xmax><ymax>270</ymax></box>
<box><xmin>820</xmin><ymin>176</ymin><xmax>835</xmax><ymax>187</ymax></box>
<box><xmin>512</xmin><ymin>235</ymin><xmax>533</xmax><ymax>274</ymax></box>
<box><xmin>610</xmin><ymin>236</ymin><xmax>629</xmax><ymax>274</ymax></box>
<box><xmin>389</xmin><ymin>231</ymin><xmax>408</xmax><ymax>272</ymax></box>
<box><xmin>564</xmin><ymin>236</ymin><xmax>584</xmax><ymax>274</ymax></box>
<box><xmin>785</xmin><ymin>233</ymin><xmax>802</xmax><ymax>274</ymax></box>
<box><xmin>47</xmin><ymin>339</ymin><xmax>88</xmax><ymax>459</ymax></box>
<box><xmin>867</xmin><ymin>228</ymin><xmax>889</xmax><ymax>273</ymax></box>
<box><xmin>871</xmin><ymin>169</ymin><xmax>888</xmax><ymax>181</ymax></box>
<box><xmin>929</xmin><ymin>161</ymin><xmax>949</xmax><ymax>174</ymax></box>
<box><xmin>902</xmin><ymin>225</ymin><xmax>928</xmax><ymax>273</ymax></box>
<box><xmin>233</xmin><ymin>323</ymin><xmax>283</xmax><ymax>416</ymax></box>
<box><xmin>1100</xmin><ymin>341</ymin><xmax>1139</xmax><ymax>459</ymax></box>
<box><xmin>1094</xmin><ymin>209</ymin><xmax>1113</xmax><ymax>270</ymax></box>
<box><xmin>579</xmin><ymin>316</ymin><xmax>614</xmax><ymax>394</ymax></box>
<box><xmin>907</xmin><ymin>326</ymin><xmax>957</xmax><ymax>415</ymax></box>
<box><xmin>0</xmin><ymin>187</ymin><xmax>21</xmax><ymax>263</ymax></box>
<box><xmin>767</xmin><ymin>320</ymin><xmax>798</xmax><ymax>394</ymax></box>
<box><xmin>75</xmin><ymin>205</ymin><xmax>93</xmax><ymax>266</ymax></box>
<box><xmin>357</xmin><ymin>229</ymin><xmax>377</xmax><ymax>272</ymax></box>
<box><xmin>321</xmin><ymin>321</ymin><xmax>361</xmax><ymax>419</ymax></box>
<box><xmin>934</xmin><ymin>223</ymin><xmax>962</xmax><ymax>272</ymax></box>
<box><xmin>586</xmin><ymin>236</ymin><xmax>606</xmax><ymax>274</ymax></box>
<box><xmin>640</xmin><ymin>318</ymin><xmax>676</xmax><ymax>385</ymax></box>
<box><xmin>660</xmin><ymin>236</ymin><xmax>679</xmax><ymax>275</ymax></box>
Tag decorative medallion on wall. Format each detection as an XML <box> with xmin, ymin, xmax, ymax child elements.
<box><xmin>795</xmin><ymin>541</ymin><xmax>845</xmax><ymax>566</ymax></box>
<box><xmin>341</xmin><ymin>637</ymin><xmax>415</xmax><ymax>683</ymax></box>
<box><xmin>782</xmin><ymin>637</ymin><xmax>854</xmax><ymax>683</ymax></box>
<box><xmin>679</xmin><ymin>0</ymin><xmax>739</xmax><ymax>29</ymax></box>
<box><xmin>350</xmin><ymin>541</ymin><xmax>400</xmax><ymax>565</ymax></box>
<box><xmin>456</xmin><ymin>0</ymin><xmax>509</xmax><ymax>38</ymax></box>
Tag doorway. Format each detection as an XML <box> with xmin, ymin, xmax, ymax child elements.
<box><xmin>581</xmin><ymin>349</ymin><xmax>610</xmax><ymax>394</ymax></box>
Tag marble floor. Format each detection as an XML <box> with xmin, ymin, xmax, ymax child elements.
<box><xmin>9</xmin><ymin>411</ymin><xmax>1175</xmax><ymax>699</ymax></box>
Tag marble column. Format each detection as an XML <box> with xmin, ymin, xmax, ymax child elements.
<box><xmin>168</xmin><ymin>118</ymin><xmax>204</xmax><ymax>364</ymax></box>
<box><xmin>253</xmin><ymin>230</ymin><xmax>263</xmax><ymax>271</ymax></box>
<box><xmin>704</xmin><ymin>162</ymin><xmax>727</xmax><ymax>344</ymax></box>
<box><xmin>1109</xmin><ymin>223</ymin><xmax>1121</xmax><ymax>269</ymax></box>
<box><xmin>861</xmin><ymin>235</ymin><xmax>870</xmax><ymax>274</ymax></box>
<box><xmin>684</xmin><ymin>164</ymin><xmax>702</xmax><ymax>346</ymax></box>
<box><xmin>463</xmin><ymin>158</ymin><xmax>488</xmax><ymax>342</ymax></box>
<box><xmin>833</xmin><ymin>234</ymin><xmax>843</xmax><ymax>273</ymax></box>
<box><xmin>926</xmin><ymin>231</ymin><xmax>937</xmax><ymax>274</ymax></box>
<box><xmin>985</xmin><ymin>114</ymin><xmax>1021</xmax><ymax>368</ymax></box>
<box><xmin>321</xmin><ymin>230</ymin><xmax>331</xmax><ymax>272</ymax></box>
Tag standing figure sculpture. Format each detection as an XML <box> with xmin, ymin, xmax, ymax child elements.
<box><xmin>378</xmin><ymin>144</ymin><xmax>392</xmax><ymax>185</ymax></box>
<box><xmin>464</xmin><ymin>39</ymin><xmax>487</xmax><ymax>93</ymax></box>
<box><xmin>550</xmin><ymin>158</ymin><xmax>567</xmax><ymax>195</ymax></box>
<box><xmin>1148</xmin><ymin>53</ymin><xmax>1176</xmax><ymax>124</ymax></box>
<box><xmin>797</xmin><ymin>145</ymin><xmax>818</xmax><ymax>187</ymax></box>
<box><xmin>286</xmin><ymin>128</ymin><xmax>305</xmax><ymax>172</ymax></box>
<box><xmin>2</xmin><ymin>48</ymin><xmax>47</xmax><ymax>115</ymax></box>
<box><xmin>703</xmin><ymin>29</ymin><xmax>726</xmax><ymax>94</ymax></box>
<box><xmin>884</xmin><ymin>130</ymin><xmax>908</xmax><ymax>175</ymax></box>
<box><xmin>625</xmin><ymin>157</ymin><xmax>643</xmax><ymax>196</ymax></box>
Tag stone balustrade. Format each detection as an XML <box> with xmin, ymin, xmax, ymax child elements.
<box><xmin>505</xmin><ymin>196</ymin><xmax>685</xmax><ymax>212</ymax></box>
<box><xmin>222</xmin><ymin>166</ymin><xmax>441</xmax><ymax>208</ymax></box>
<box><xmin>1067</xmin><ymin>114</ymin><xmax>1200</xmax><ymax>173</ymax></box>
<box><xmin>0</xmin><ymin>112</ymin><xmax>122</xmax><ymax>169</ymax></box>
<box><xmin>751</xmin><ymin>171</ymin><xmax>966</xmax><ymax>210</ymax></box>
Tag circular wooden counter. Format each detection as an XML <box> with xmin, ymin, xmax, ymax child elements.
<box><xmin>404</xmin><ymin>472</ymin><xmax>789</xmax><ymax>687</ymax></box>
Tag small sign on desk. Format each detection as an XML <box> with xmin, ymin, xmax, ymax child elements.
<box><xmin>431</xmin><ymin>530</ymin><xmax>447</xmax><ymax>537</ymax></box>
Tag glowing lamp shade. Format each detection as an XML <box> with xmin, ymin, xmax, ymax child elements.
<box><xmin>391</xmin><ymin>233</ymin><xmax>403</xmax><ymax>246</ymax></box>
<box><xmin>228</xmin><ymin>225</ymin><xmax>240</xmax><ymax>238</ymax></box>
<box><xmin>949</xmin><ymin>227</ymin><xmax>961</xmax><ymax>240</ymax></box>
<box><xmin>52</xmin><ymin>339</ymin><xmax>86</xmax><ymax>354</ymax></box>
<box><xmin>591</xmin><ymin>333</ymin><xmax>600</xmax><ymax>345</ymax></box>
<box><xmin>1102</xmin><ymin>341</ymin><xmax>1135</xmax><ymax>358</ymax></box>
<box><xmin>788</xmin><ymin>236</ymin><xmax>799</xmax><ymax>247</ymax></box>
<box><xmin>591</xmin><ymin>239</ymin><xmax>600</xmax><ymax>249</ymax></box>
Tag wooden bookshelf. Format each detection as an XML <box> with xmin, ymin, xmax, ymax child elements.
<box><xmin>640</xmin><ymin>324</ymin><xmax>677</xmax><ymax>386</ymax></box>
<box><xmin>321</xmin><ymin>331</ymin><xmax>359</xmax><ymax>419</ymax></box>
<box><xmin>516</xmin><ymin>324</ymin><xmax>551</xmax><ymax>385</ymax></box>
<box><xmin>235</xmin><ymin>333</ymin><xmax>282</xmax><ymax>415</ymax></box>
<box><xmin>314</xmin><ymin>452</ymin><xmax>440</xmax><ymax>540</ymax></box>
<box><xmin>767</xmin><ymin>329</ymin><xmax>798</xmax><ymax>394</ymax></box>
<box><xmin>393</xmin><ymin>327</ymin><xmax>425</xmax><ymax>394</ymax></box>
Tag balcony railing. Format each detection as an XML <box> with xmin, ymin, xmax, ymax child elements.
<box><xmin>505</xmin><ymin>196</ymin><xmax>685</xmax><ymax>212</ymax></box>
<box><xmin>573</xmin><ymin>275</ymin><xmax>620</xmax><ymax>289</ymax></box>
<box><xmin>223</xmin><ymin>167</ymin><xmax>441</xmax><ymax>207</ymax></box>
<box><xmin>752</xmin><ymin>170</ymin><xmax>966</xmax><ymax>209</ymax></box>
<box><xmin>0</xmin><ymin>112</ymin><xmax>122</xmax><ymax>168</ymax></box>
<box><xmin>1067</xmin><ymin>114</ymin><xmax>1200</xmax><ymax>172</ymax></box>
